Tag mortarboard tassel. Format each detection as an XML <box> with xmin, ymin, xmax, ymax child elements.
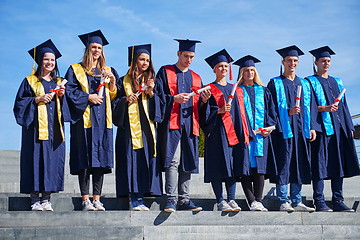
<box><xmin>229</xmin><ymin>63</ymin><xmax>233</xmax><ymax>81</ymax></box>
<box><xmin>313</xmin><ymin>62</ymin><xmax>317</xmax><ymax>75</ymax></box>
<box><xmin>31</xmin><ymin>47</ymin><xmax>37</xmax><ymax>75</ymax></box>
<box><xmin>280</xmin><ymin>65</ymin><xmax>282</xmax><ymax>75</ymax></box>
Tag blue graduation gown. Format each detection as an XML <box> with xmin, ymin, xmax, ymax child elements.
<box><xmin>112</xmin><ymin>75</ymin><xmax>164</xmax><ymax>197</ymax></box>
<box><xmin>267</xmin><ymin>75</ymin><xmax>321</xmax><ymax>185</ymax></box>
<box><xmin>14</xmin><ymin>78</ymin><xmax>66</xmax><ymax>193</ymax></box>
<box><xmin>308</xmin><ymin>75</ymin><xmax>360</xmax><ymax>179</ymax></box>
<box><xmin>155</xmin><ymin>65</ymin><xmax>201</xmax><ymax>173</ymax></box>
<box><xmin>65</xmin><ymin>66</ymin><xmax>118</xmax><ymax>175</ymax></box>
<box><xmin>241</xmin><ymin>85</ymin><xmax>278</xmax><ymax>176</ymax></box>
<box><xmin>199</xmin><ymin>83</ymin><xmax>252</xmax><ymax>182</ymax></box>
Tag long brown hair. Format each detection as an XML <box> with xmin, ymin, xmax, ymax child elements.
<box><xmin>81</xmin><ymin>42</ymin><xmax>106</xmax><ymax>75</ymax></box>
<box><xmin>128</xmin><ymin>53</ymin><xmax>155</xmax><ymax>92</ymax></box>
<box><xmin>238</xmin><ymin>66</ymin><xmax>264</xmax><ymax>86</ymax></box>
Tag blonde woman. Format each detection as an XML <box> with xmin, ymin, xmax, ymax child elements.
<box><xmin>65</xmin><ymin>30</ymin><xmax>118</xmax><ymax>211</ymax></box>
<box><xmin>234</xmin><ymin>55</ymin><xmax>277</xmax><ymax>211</ymax></box>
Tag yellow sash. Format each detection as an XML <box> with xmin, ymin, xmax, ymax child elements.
<box><xmin>71</xmin><ymin>63</ymin><xmax>114</xmax><ymax>129</ymax></box>
<box><xmin>123</xmin><ymin>74</ymin><xmax>156</xmax><ymax>155</ymax></box>
<box><xmin>26</xmin><ymin>75</ymin><xmax>64</xmax><ymax>141</ymax></box>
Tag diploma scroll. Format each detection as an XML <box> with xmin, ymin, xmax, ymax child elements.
<box><xmin>188</xmin><ymin>85</ymin><xmax>211</xmax><ymax>97</ymax></box>
<box><xmin>254</xmin><ymin>126</ymin><xmax>276</xmax><ymax>134</ymax></box>
<box><xmin>227</xmin><ymin>79</ymin><xmax>241</xmax><ymax>105</ymax></box>
<box><xmin>295</xmin><ymin>85</ymin><xmax>302</xmax><ymax>107</ymax></box>
<box><xmin>129</xmin><ymin>84</ymin><xmax>148</xmax><ymax>103</ymax></box>
<box><xmin>47</xmin><ymin>79</ymin><xmax>68</xmax><ymax>101</ymax></box>
<box><xmin>334</xmin><ymin>88</ymin><xmax>346</xmax><ymax>106</ymax></box>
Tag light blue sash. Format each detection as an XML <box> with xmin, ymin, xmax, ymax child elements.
<box><xmin>306</xmin><ymin>76</ymin><xmax>334</xmax><ymax>136</ymax></box>
<box><xmin>273</xmin><ymin>77</ymin><xmax>312</xmax><ymax>139</ymax></box>
<box><xmin>241</xmin><ymin>84</ymin><xmax>264</xmax><ymax>167</ymax></box>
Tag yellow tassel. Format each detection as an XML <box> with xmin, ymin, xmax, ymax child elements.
<box><xmin>31</xmin><ymin>47</ymin><xmax>37</xmax><ymax>75</ymax></box>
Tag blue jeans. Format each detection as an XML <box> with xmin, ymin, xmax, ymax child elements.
<box><xmin>211</xmin><ymin>178</ymin><xmax>236</xmax><ymax>203</ymax></box>
<box><xmin>276</xmin><ymin>183</ymin><xmax>302</xmax><ymax>206</ymax></box>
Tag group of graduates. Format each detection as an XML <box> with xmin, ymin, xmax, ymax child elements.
<box><xmin>13</xmin><ymin>29</ymin><xmax>359</xmax><ymax>213</ymax></box>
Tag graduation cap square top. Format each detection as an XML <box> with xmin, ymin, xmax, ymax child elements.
<box><xmin>276</xmin><ymin>45</ymin><xmax>304</xmax><ymax>58</ymax></box>
<box><xmin>128</xmin><ymin>44</ymin><xmax>151</xmax><ymax>66</ymax></box>
<box><xmin>233</xmin><ymin>55</ymin><xmax>261</xmax><ymax>69</ymax></box>
<box><xmin>28</xmin><ymin>39</ymin><xmax>62</xmax><ymax>65</ymax></box>
<box><xmin>309</xmin><ymin>46</ymin><xmax>335</xmax><ymax>60</ymax></box>
<box><xmin>78</xmin><ymin>30</ymin><xmax>109</xmax><ymax>47</ymax></box>
<box><xmin>174</xmin><ymin>39</ymin><xmax>201</xmax><ymax>52</ymax></box>
<box><xmin>205</xmin><ymin>49</ymin><xmax>233</xmax><ymax>69</ymax></box>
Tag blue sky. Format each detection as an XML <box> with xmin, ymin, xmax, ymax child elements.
<box><xmin>0</xmin><ymin>0</ymin><xmax>359</xmax><ymax>150</ymax></box>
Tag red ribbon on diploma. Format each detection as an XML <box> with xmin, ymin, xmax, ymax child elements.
<box><xmin>334</xmin><ymin>98</ymin><xmax>340</xmax><ymax>102</ymax></box>
<box><xmin>96</xmin><ymin>82</ymin><xmax>107</xmax><ymax>91</ymax></box>
<box><xmin>190</xmin><ymin>87</ymin><xmax>200</xmax><ymax>94</ymax></box>
<box><xmin>295</xmin><ymin>97</ymin><xmax>300</xmax><ymax>100</ymax></box>
<box><xmin>228</xmin><ymin>95</ymin><xmax>234</xmax><ymax>99</ymax></box>
<box><xmin>49</xmin><ymin>89</ymin><xmax>61</xmax><ymax>93</ymax></box>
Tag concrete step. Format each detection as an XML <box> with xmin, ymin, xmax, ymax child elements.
<box><xmin>0</xmin><ymin>211</ymin><xmax>359</xmax><ymax>240</ymax></box>
<box><xmin>0</xmin><ymin>193</ymin><xmax>358</xmax><ymax>212</ymax></box>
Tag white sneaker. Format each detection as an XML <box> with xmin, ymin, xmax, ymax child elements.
<box><xmin>82</xmin><ymin>199</ymin><xmax>95</xmax><ymax>211</ymax></box>
<box><xmin>250</xmin><ymin>201</ymin><xmax>267</xmax><ymax>211</ymax></box>
<box><xmin>139</xmin><ymin>204</ymin><xmax>150</xmax><ymax>211</ymax></box>
<box><xmin>92</xmin><ymin>200</ymin><xmax>105</xmax><ymax>211</ymax></box>
<box><xmin>293</xmin><ymin>202</ymin><xmax>315</xmax><ymax>212</ymax></box>
<box><xmin>41</xmin><ymin>200</ymin><xmax>53</xmax><ymax>211</ymax></box>
<box><xmin>217</xmin><ymin>200</ymin><xmax>233</xmax><ymax>212</ymax></box>
<box><xmin>228</xmin><ymin>200</ymin><xmax>241</xmax><ymax>211</ymax></box>
<box><xmin>31</xmin><ymin>201</ymin><xmax>43</xmax><ymax>211</ymax></box>
<box><xmin>280</xmin><ymin>202</ymin><xmax>295</xmax><ymax>212</ymax></box>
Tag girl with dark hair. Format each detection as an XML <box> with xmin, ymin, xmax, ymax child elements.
<box><xmin>65</xmin><ymin>30</ymin><xmax>119</xmax><ymax>211</ymax></box>
<box><xmin>14</xmin><ymin>39</ymin><xmax>67</xmax><ymax>211</ymax></box>
<box><xmin>112</xmin><ymin>44</ymin><xmax>164</xmax><ymax>211</ymax></box>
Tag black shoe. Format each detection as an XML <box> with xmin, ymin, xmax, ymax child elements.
<box><xmin>177</xmin><ymin>200</ymin><xmax>202</xmax><ymax>211</ymax></box>
<box><xmin>314</xmin><ymin>201</ymin><xmax>332</xmax><ymax>212</ymax></box>
<box><xmin>332</xmin><ymin>202</ymin><xmax>355</xmax><ymax>212</ymax></box>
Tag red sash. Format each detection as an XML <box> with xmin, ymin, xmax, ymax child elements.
<box><xmin>165</xmin><ymin>65</ymin><xmax>200</xmax><ymax>136</ymax></box>
<box><xmin>209</xmin><ymin>84</ymin><xmax>239</xmax><ymax>146</ymax></box>
<box><xmin>235</xmin><ymin>87</ymin><xmax>250</xmax><ymax>146</ymax></box>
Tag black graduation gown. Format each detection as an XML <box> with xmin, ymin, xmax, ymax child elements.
<box><xmin>241</xmin><ymin>85</ymin><xmax>278</xmax><ymax>176</ymax></box>
<box><xmin>14</xmin><ymin>78</ymin><xmax>66</xmax><ymax>193</ymax></box>
<box><xmin>155</xmin><ymin>65</ymin><xmax>201</xmax><ymax>173</ymax></box>
<box><xmin>199</xmin><ymin>83</ymin><xmax>251</xmax><ymax>182</ymax></box>
<box><xmin>267</xmin><ymin>75</ymin><xmax>321</xmax><ymax>185</ymax></box>
<box><xmin>112</xmin><ymin>75</ymin><xmax>164</xmax><ymax>197</ymax></box>
<box><xmin>65</xmin><ymin>66</ymin><xmax>118</xmax><ymax>175</ymax></box>
<box><xmin>308</xmin><ymin>75</ymin><xmax>360</xmax><ymax>179</ymax></box>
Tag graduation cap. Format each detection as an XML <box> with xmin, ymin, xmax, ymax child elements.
<box><xmin>205</xmin><ymin>49</ymin><xmax>233</xmax><ymax>69</ymax></box>
<box><xmin>174</xmin><ymin>39</ymin><xmax>201</xmax><ymax>52</ymax></box>
<box><xmin>28</xmin><ymin>39</ymin><xmax>62</xmax><ymax>66</ymax></box>
<box><xmin>233</xmin><ymin>55</ymin><xmax>261</xmax><ymax>69</ymax></box>
<box><xmin>276</xmin><ymin>45</ymin><xmax>304</xmax><ymax>58</ymax></box>
<box><xmin>128</xmin><ymin>44</ymin><xmax>151</xmax><ymax>66</ymax></box>
<box><xmin>78</xmin><ymin>29</ymin><xmax>109</xmax><ymax>47</ymax></box>
<box><xmin>309</xmin><ymin>46</ymin><xmax>335</xmax><ymax>60</ymax></box>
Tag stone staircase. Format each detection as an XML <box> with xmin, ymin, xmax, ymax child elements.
<box><xmin>0</xmin><ymin>150</ymin><xmax>359</xmax><ymax>240</ymax></box>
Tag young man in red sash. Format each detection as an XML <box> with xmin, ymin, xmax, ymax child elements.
<box><xmin>156</xmin><ymin>39</ymin><xmax>211</xmax><ymax>212</ymax></box>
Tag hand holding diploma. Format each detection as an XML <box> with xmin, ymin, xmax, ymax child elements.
<box><xmin>129</xmin><ymin>83</ymin><xmax>148</xmax><ymax>104</ymax></box>
<box><xmin>188</xmin><ymin>85</ymin><xmax>211</xmax><ymax>97</ymax></box>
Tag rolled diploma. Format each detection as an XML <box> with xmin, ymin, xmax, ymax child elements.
<box><xmin>334</xmin><ymin>88</ymin><xmax>346</xmax><ymax>106</ymax></box>
<box><xmin>295</xmin><ymin>85</ymin><xmax>302</xmax><ymax>107</ymax></box>
<box><xmin>188</xmin><ymin>85</ymin><xmax>211</xmax><ymax>97</ymax></box>
<box><xmin>49</xmin><ymin>79</ymin><xmax>68</xmax><ymax>97</ymax></box>
<box><xmin>97</xmin><ymin>77</ymin><xmax>106</xmax><ymax>97</ymax></box>
<box><xmin>255</xmin><ymin>125</ymin><xmax>276</xmax><ymax>134</ymax></box>
<box><xmin>227</xmin><ymin>79</ymin><xmax>241</xmax><ymax>105</ymax></box>
<box><xmin>129</xmin><ymin>84</ymin><xmax>148</xmax><ymax>103</ymax></box>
